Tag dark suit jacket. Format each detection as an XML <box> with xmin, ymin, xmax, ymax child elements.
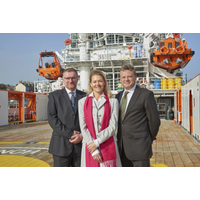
<box><xmin>48</xmin><ymin>88</ymin><xmax>86</xmax><ymax>157</ymax></box>
<box><xmin>116</xmin><ymin>85</ymin><xmax>160</xmax><ymax>161</ymax></box>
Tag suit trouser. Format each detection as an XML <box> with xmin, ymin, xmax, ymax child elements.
<box><xmin>121</xmin><ymin>144</ymin><xmax>150</xmax><ymax>167</ymax></box>
<box><xmin>53</xmin><ymin>149</ymin><xmax>81</xmax><ymax>167</ymax></box>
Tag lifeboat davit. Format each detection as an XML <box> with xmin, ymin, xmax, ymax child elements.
<box><xmin>150</xmin><ymin>34</ymin><xmax>195</xmax><ymax>73</ymax></box>
<box><xmin>36</xmin><ymin>51</ymin><xmax>64</xmax><ymax>80</ymax></box>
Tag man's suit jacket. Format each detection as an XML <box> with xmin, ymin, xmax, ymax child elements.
<box><xmin>48</xmin><ymin>88</ymin><xmax>86</xmax><ymax>157</ymax></box>
<box><xmin>116</xmin><ymin>85</ymin><xmax>160</xmax><ymax>161</ymax></box>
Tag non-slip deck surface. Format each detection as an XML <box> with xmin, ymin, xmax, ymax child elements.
<box><xmin>0</xmin><ymin>120</ymin><xmax>200</xmax><ymax>167</ymax></box>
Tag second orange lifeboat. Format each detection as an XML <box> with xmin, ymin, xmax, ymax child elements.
<box><xmin>36</xmin><ymin>51</ymin><xmax>64</xmax><ymax>80</ymax></box>
<box><xmin>150</xmin><ymin>34</ymin><xmax>195</xmax><ymax>73</ymax></box>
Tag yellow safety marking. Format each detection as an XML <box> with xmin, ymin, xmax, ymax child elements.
<box><xmin>0</xmin><ymin>142</ymin><xmax>24</xmax><ymax>144</ymax></box>
<box><xmin>151</xmin><ymin>164</ymin><xmax>168</xmax><ymax>167</ymax></box>
<box><xmin>25</xmin><ymin>120</ymin><xmax>36</xmax><ymax>122</ymax></box>
<box><xmin>37</xmin><ymin>142</ymin><xmax>50</xmax><ymax>144</ymax></box>
<box><xmin>8</xmin><ymin>121</ymin><xmax>22</xmax><ymax>124</ymax></box>
<box><xmin>0</xmin><ymin>155</ymin><xmax>50</xmax><ymax>167</ymax></box>
<box><xmin>150</xmin><ymin>158</ymin><xmax>155</xmax><ymax>161</ymax></box>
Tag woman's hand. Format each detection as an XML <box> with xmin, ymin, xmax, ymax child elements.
<box><xmin>87</xmin><ymin>142</ymin><xmax>97</xmax><ymax>153</ymax></box>
<box><xmin>93</xmin><ymin>153</ymin><xmax>102</xmax><ymax>163</ymax></box>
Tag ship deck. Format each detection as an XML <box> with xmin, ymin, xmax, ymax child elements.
<box><xmin>0</xmin><ymin>120</ymin><xmax>200</xmax><ymax>167</ymax></box>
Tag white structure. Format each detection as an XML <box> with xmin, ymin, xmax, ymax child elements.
<box><xmin>0</xmin><ymin>91</ymin><xmax>48</xmax><ymax>126</ymax></box>
<box><xmin>36</xmin><ymin>94</ymin><xmax>48</xmax><ymax>121</ymax></box>
<box><xmin>15</xmin><ymin>83</ymin><xmax>26</xmax><ymax>92</ymax></box>
<box><xmin>35</xmin><ymin>33</ymin><xmax>186</xmax><ymax>94</ymax></box>
<box><xmin>0</xmin><ymin>90</ymin><xmax>8</xmax><ymax>126</ymax></box>
<box><xmin>174</xmin><ymin>74</ymin><xmax>200</xmax><ymax>141</ymax></box>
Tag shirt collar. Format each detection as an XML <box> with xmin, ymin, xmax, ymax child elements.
<box><xmin>65</xmin><ymin>87</ymin><xmax>76</xmax><ymax>95</ymax></box>
<box><xmin>89</xmin><ymin>92</ymin><xmax>105</xmax><ymax>98</ymax></box>
<box><xmin>123</xmin><ymin>84</ymin><xmax>136</xmax><ymax>94</ymax></box>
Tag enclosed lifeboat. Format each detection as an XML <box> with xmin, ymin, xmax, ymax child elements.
<box><xmin>150</xmin><ymin>34</ymin><xmax>195</xmax><ymax>73</ymax></box>
<box><xmin>36</xmin><ymin>51</ymin><xmax>64</xmax><ymax>80</ymax></box>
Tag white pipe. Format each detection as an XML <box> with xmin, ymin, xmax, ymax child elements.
<box><xmin>79</xmin><ymin>66</ymin><xmax>90</xmax><ymax>92</ymax></box>
<box><xmin>94</xmin><ymin>34</ymin><xmax>110</xmax><ymax>42</ymax></box>
<box><xmin>55</xmin><ymin>51</ymin><xmax>64</xmax><ymax>63</ymax></box>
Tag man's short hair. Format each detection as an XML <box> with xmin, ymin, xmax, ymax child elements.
<box><xmin>120</xmin><ymin>64</ymin><xmax>136</xmax><ymax>75</ymax></box>
<box><xmin>63</xmin><ymin>68</ymin><xmax>78</xmax><ymax>76</ymax></box>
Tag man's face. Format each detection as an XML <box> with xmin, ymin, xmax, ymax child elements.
<box><xmin>120</xmin><ymin>70</ymin><xmax>137</xmax><ymax>90</ymax></box>
<box><xmin>63</xmin><ymin>71</ymin><xmax>78</xmax><ymax>91</ymax></box>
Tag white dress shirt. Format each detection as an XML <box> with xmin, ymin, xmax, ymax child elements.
<box><xmin>120</xmin><ymin>84</ymin><xmax>136</xmax><ymax>115</ymax></box>
<box><xmin>65</xmin><ymin>87</ymin><xmax>76</xmax><ymax>99</ymax></box>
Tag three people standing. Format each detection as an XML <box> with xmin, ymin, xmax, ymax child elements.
<box><xmin>48</xmin><ymin>65</ymin><xmax>160</xmax><ymax>167</ymax></box>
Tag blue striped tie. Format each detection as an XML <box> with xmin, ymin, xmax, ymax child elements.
<box><xmin>70</xmin><ymin>91</ymin><xmax>75</xmax><ymax>111</ymax></box>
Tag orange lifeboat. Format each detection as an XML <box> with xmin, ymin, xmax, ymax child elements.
<box><xmin>37</xmin><ymin>51</ymin><xmax>64</xmax><ymax>80</ymax></box>
<box><xmin>150</xmin><ymin>34</ymin><xmax>195</xmax><ymax>73</ymax></box>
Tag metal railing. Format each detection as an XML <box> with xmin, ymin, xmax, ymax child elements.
<box><xmin>62</xmin><ymin>44</ymin><xmax>148</xmax><ymax>62</ymax></box>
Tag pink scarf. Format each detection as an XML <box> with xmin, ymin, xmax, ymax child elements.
<box><xmin>84</xmin><ymin>93</ymin><xmax>117</xmax><ymax>167</ymax></box>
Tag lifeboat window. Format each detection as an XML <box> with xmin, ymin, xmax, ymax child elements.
<box><xmin>160</xmin><ymin>42</ymin><xmax>165</xmax><ymax>47</ymax></box>
<box><xmin>168</xmin><ymin>43</ymin><xmax>172</xmax><ymax>48</ymax></box>
<box><xmin>175</xmin><ymin>42</ymin><xmax>180</xmax><ymax>47</ymax></box>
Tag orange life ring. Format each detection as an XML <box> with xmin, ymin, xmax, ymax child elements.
<box><xmin>60</xmin><ymin>81</ymin><xmax>64</xmax><ymax>89</ymax></box>
<box><xmin>128</xmin><ymin>45</ymin><xmax>132</xmax><ymax>50</ymax></box>
<box><xmin>160</xmin><ymin>46</ymin><xmax>169</xmax><ymax>55</ymax></box>
<box><xmin>139</xmin><ymin>78</ymin><xmax>147</xmax><ymax>87</ymax></box>
<box><xmin>175</xmin><ymin>45</ymin><xmax>185</xmax><ymax>54</ymax></box>
<box><xmin>64</xmin><ymin>39</ymin><xmax>71</xmax><ymax>46</ymax></box>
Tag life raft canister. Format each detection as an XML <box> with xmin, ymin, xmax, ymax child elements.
<box><xmin>139</xmin><ymin>78</ymin><xmax>147</xmax><ymax>87</ymax></box>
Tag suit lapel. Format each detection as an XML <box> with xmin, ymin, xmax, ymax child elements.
<box><xmin>75</xmin><ymin>90</ymin><xmax>84</xmax><ymax>113</ymax></box>
<box><xmin>97</xmin><ymin>97</ymin><xmax>106</xmax><ymax>110</ymax></box>
<box><xmin>117</xmin><ymin>90</ymin><xmax>124</xmax><ymax>103</ymax></box>
<box><xmin>123</xmin><ymin>85</ymin><xmax>141</xmax><ymax>121</ymax></box>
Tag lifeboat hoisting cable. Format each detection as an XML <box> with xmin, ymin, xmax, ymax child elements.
<box><xmin>139</xmin><ymin>78</ymin><xmax>147</xmax><ymax>87</ymax></box>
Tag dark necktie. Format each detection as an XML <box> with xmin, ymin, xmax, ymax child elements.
<box><xmin>120</xmin><ymin>91</ymin><xmax>129</xmax><ymax>121</ymax></box>
<box><xmin>70</xmin><ymin>91</ymin><xmax>75</xmax><ymax>111</ymax></box>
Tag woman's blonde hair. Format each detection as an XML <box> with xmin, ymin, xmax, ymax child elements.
<box><xmin>89</xmin><ymin>70</ymin><xmax>111</xmax><ymax>98</ymax></box>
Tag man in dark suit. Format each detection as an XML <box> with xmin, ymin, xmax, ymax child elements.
<box><xmin>48</xmin><ymin>68</ymin><xmax>86</xmax><ymax>167</ymax></box>
<box><xmin>116</xmin><ymin>65</ymin><xmax>160</xmax><ymax>167</ymax></box>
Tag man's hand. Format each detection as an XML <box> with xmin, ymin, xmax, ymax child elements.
<box><xmin>87</xmin><ymin>142</ymin><xmax>97</xmax><ymax>153</ymax></box>
<box><xmin>69</xmin><ymin>133</ymin><xmax>83</xmax><ymax>144</ymax></box>
<box><xmin>93</xmin><ymin>153</ymin><xmax>102</xmax><ymax>163</ymax></box>
<box><xmin>73</xmin><ymin>130</ymin><xmax>80</xmax><ymax>135</ymax></box>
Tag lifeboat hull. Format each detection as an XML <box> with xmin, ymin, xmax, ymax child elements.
<box><xmin>150</xmin><ymin>36</ymin><xmax>195</xmax><ymax>73</ymax></box>
<box><xmin>151</xmin><ymin>51</ymin><xmax>194</xmax><ymax>73</ymax></box>
<box><xmin>37</xmin><ymin>51</ymin><xmax>64</xmax><ymax>80</ymax></box>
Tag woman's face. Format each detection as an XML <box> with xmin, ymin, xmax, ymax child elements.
<box><xmin>90</xmin><ymin>75</ymin><xmax>106</xmax><ymax>94</ymax></box>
